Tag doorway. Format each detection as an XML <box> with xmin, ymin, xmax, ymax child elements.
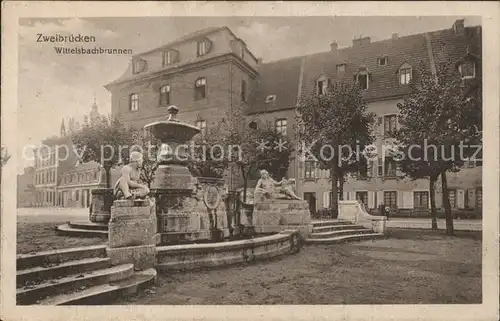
<box><xmin>303</xmin><ymin>192</ymin><xmax>317</xmax><ymax>215</ymax></box>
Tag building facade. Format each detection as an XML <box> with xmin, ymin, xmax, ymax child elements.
<box><xmin>57</xmin><ymin>162</ymin><xmax>121</xmax><ymax>208</ymax></box>
<box><xmin>106</xmin><ymin>20</ymin><xmax>482</xmax><ymax>216</ymax></box>
<box><xmin>33</xmin><ymin>135</ymin><xmax>77</xmax><ymax>207</ymax></box>
<box><xmin>17</xmin><ymin>166</ymin><xmax>36</xmax><ymax>207</ymax></box>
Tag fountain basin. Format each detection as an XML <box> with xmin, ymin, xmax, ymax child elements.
<box><xmin>156</xmin><ymin>229</ymin><xmax>301</xmax><ymax>272</ymax></box>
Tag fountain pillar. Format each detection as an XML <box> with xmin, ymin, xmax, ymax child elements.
<box><xmin>145</xmin><ymin>106</ymin><xmax>229</xmax><ymax>244</ymax></box>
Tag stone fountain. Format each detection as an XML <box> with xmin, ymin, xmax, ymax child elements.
<box><xmin>145</xmin><ymin>105</ymin><xmax>230</xmax><ymax>244</ymax></box>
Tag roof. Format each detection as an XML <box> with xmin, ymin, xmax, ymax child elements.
<box><xmin>106</xmin><ymin>26</ymin><xmax>259</xmax><ymax>89</ymax></box>
<box><xmin>248</xmin><ymin>56</ymin><xmax>305</xmax><ymax>114</ymax></box>
<box><xmin>132</xmin><ymin>26</ymin><xmax>226</xmax><ymax>58</ymax></box>
<box><xmin>247</xmin><ymin>24</ymin><xmax>481</xmax><ymax>114</ymax></box>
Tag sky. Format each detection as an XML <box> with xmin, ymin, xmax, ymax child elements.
<box><xmin>17</xmin><ymin>16</ymin><xmax>481</xmax><ymax>173</ymax></box>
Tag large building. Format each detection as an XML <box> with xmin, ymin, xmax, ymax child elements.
<box><xmin>32</xmin><ymin>135</ymin><xmax>77</xmax><ymax>207</ymax></box>
<box><xmin>17</xmin><ymin>166</ymin><xmax>36</xmax><ymax>207</ymax></box>
<box><xmin>105</xmin><ymin>19</ymin><xmax>482</xmax><ymax>216</ymax></box>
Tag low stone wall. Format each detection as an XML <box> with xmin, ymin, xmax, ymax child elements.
<box><xmin>252</xmin><ymin>199</ymin><xmax>311</xmax><ymax>238</ymax></box>
<box><xmin>156</xmin><ymin>229</ymin><xmax>301</xmax><ymax>272</ymax></box>
<box><xmin>338</xmin><ymin>200</ymin><xmax>387</xmax><ymax>234</ymax></box>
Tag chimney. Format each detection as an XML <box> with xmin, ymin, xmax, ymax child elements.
<box><xmin>330</xmin><ymin>41</ymin><xmax>338</xmax><ymax>51</ymax></box>
<box><xmin>452</xmin><ymin>19</ymin><xmax>465</xmax><ymax>34</ymax></box>
<box><xmin>353</xmin><ymin>36</ymin><xmax>371</xmax><ymax>47</ymax></box>
<box><xmin>257</xmin><ymin>58</ymin><xmax>262</xmax><ymax>64</ymax></box>
<box><xmin>392</xmin><ymin>33</ymin><xmax>398</xmax><ymax>40</ymax></box>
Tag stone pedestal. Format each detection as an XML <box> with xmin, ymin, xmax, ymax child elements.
<box><xmin>252</xmin><ymin>199</ymin><xmax>311</xmax><ymax>238</ymax></box>
<box><xmin>106</xmin><ymin>199</ymin><xmax>157</xmax><ymax>270</ymax></box>
<box><xmin>90</xmin><ymin>188</ymin><xmax>114</xmax><ymax>223</ymax></box>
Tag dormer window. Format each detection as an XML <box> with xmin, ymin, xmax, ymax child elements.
<box><xmin>197</xmin><ymin>38</ymin><xmax>212</xmax><ymax>57</ymax></box>
<box><xmin>398</xmin><ymin>62</ymin><xmax>412</xmax><ymax>85</ymax></box>
<box><xmin>265</xmin><ymin>95</ymin><xmax>276</xmax><ymax>103</ymax></box>
<box><xmin>355</xmin><ymin>70</ymin><xmax>369</xmax><ymax>90</ymax></box>
<box><xmin>336</xmin><ymin>64</ymin><xmax>346</xmax><ymax>73</ymax></box>
<box><xmin>132</xmin><ymin>59</ymin><xmax>146</xmax><ymax>74</ymax></box>
<box><xmin>163</xmin><ymin>50</ymin><xmax>179</xmax><ymax>66</ymax></box>
<box><xmin>378</xmin><ymin>56</ymin><xmax>388</xmax><ymax>66</ymax></box>
<box><xmin>458</xmin><ymin>61</ymin><xmax>475</xmax><ymax>79</ymax></box>
<box><xmin>316</xmin><ymin>76</ymin><xmax>329</xmax><ymax>95</ymax></box>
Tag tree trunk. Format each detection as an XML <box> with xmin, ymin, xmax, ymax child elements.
<box><xmin>240</xmin><ymin>164</ymin><xmax>248</xmax><ymax>203</ymax></box>
<box><xmin>330</xmin><ymin>163</ymin><xmax>339</xmax><ymax>217</ymax></box>
<box><xmin>429</xmin><ymin>173</ymin><xmax>438</xmax><ymax>230</ymax></box>
<box><xmin>105</xmin><ymin>166</ymin><xmax>112</xmax><ymax>189</ymax></box>
<box><xmin>338</xmin><ymin>172</ymin><xmax>344</xmax><ymax>201</ymax></box>
<box><xmin>441</xmin><ymin>170</ymin><xmax>454</xmax><ymax>236</ymax></box>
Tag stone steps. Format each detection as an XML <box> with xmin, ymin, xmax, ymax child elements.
<box><xmin>305</xmin><ymin>232</ymin><xmax>385</xmax><ymax>245</ymax></box>
<box><xmin>306</xmin><ymin>220</ymin><xmax>385</xmax><ymax>244</ymax></box>
<box><xmin>312</xmin><ymin>224</ymin><xmax>367</xmax><ymax>233</ymax></box>
<box><xmin>17</xmin><ymin>263</ymin><xmax>134</xmax><ymax>305</ymax></box>
<box><xmin>37</xmin><ymin>269</ymin><xmax>157</xmax><ymax>306</ymax></box>
<box><xmin>310</xmin><ymin>219</ymin><xmax>352</xmax><ymax>227</ymax></box>
<box><xmin>17</xmin><ymin>245</ymin><xmax>107</xmax><ymax>270</ymax></box>
<box><xmin>67</xmin><ymin>221</ymin><xmax>109</xmax><ymax>231</ymax></box>
<box><xmin>308</xmin><ymin>228</ymin><xmax>374</xmax><ymax>239</ymax></box>
<box><xmin>55</xmin><ymin>223</ymin><xmax>108</xmax><ymax>238</ymax></box>
<box><xmin>17</xmin><ymin>257</ymin><xmax>111</xmax><ymax>287</ymax></box>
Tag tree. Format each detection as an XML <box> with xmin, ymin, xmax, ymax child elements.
<box><xmin>188</xmin><ymin>127</ymin><xmax>227</xmax><ymax>179</ymax></box>
<box><xmin>395</xmin><ymin>61</ymin><xmax>482</xmax><ymax>235</ymax></box>
<box><xmin>131</xmin><ymin>129</ymin><xmax>158</xmax><ymax>188</ymax></box>
<box><xmin>207</xmin><ymin>107</ymin><xmax>293</xmax><ymax>203</ymax></box>
<box><xmin>71</xmin><ymin>115</ymin><xmax>133</xmax><ymax>188</ymax></box>
<box><xmin>296</xmin><ymin>81</ymin><xmax>375</xmax><ymax>216</ymax></box>
<box><xmin>0</xmin><ymin>146</ymin><xmax>11</xmax><ymax>168</ymax></box>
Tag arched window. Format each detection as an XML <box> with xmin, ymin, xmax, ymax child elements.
<box><xmin>159</xmin><ymin>85</ymin><xmax>171</xmax><ymax>106</ymax></box>
<box><xmin>194</xmin><ymin>77</ymin><xmax>206</xmax><ymax>100</ymax></box>
<box><xmin>129</xmin><ymin>93</ymin><xmax>139</xmax><ymax>111</ymax></box>
<box><xmin>398</xmin><ymin>62</ymin><xmax>412</xmax><ymax>85</ymax></box>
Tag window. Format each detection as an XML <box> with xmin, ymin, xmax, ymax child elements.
<box><xmin>129</xmin><ymin>93</ymin><xmax>139</xmax><ymax>111</ymax></box>
<box><xmin>378</xmin><ymin>57</ymin><xmax>388</xmax><ymax>66</ymax></box>
<box><xmin>357</xmin><ymin>73</ymin><xmax>369</xmax><ymax>90</ymax></box>
<box><xmin>356</xmin><ymin>191</ymin><xmax>368</xmax><ymax>208</ymax></box>
<box><xmin>317</xmin><ymin>79</ymin><xmax>328</xmax><ymax>95</ymax></box>
<box><xmin>197</xmin><ymin>40</ymin><xmax>207</xmax><ymax>56</ymax></box>
<box><xmin>459</xmin><ymin>61</ymin><xmax>475</xmax><ymax>79</ymax></box>
<box><xmin>159</xmin><ymin>85</ymin><xmax>170</xmax><ymax>106</ymax></box>
<box><xmin>383</xmin><ymin>191</ymin><xmax>397</xmax><ymax>208</ymax></box>
<box><xmin>304</xmin><ymin>161</ymin><xmax>316</xmax><ymax>179</ymax></box>
<box><xmin>275</xmin><ymin>119</ymin><xmax>287</xmax><ymax>136</ymax></box>
<box><xmin>265</xmin><ymin>95</ymin><xmax>276</xmax><ymax>103</ymax></box>
<box><xmin>399</xmin><ymin>68</ymin><xmax>412</xmax><ymax>85</ymax></box>
<box><xmin>377</xmin><ymin>158</ymin><xmax>383</xmax><ymax>176</ymax></box>
<box><xmin>384</xmin><ymin>157</ymin><xmax>397</xmax><ymax>177</ymax></box>
<box><xmin>132</xmin><ymin>59</ymin><xmax>145</xmax><ymax>74</ymax></box>
<box><xmin>448</xmin><ymin>189</ymin><xmax>457</xmax><ymax>208</ymax></box>
<box><xmin>465</xmin><ymin>189</ymin><xmax>471</xmax><ymax>209</ymax></box>
<box><xmin>336</xmin><ymin>64</ymin><xmax>346</xmax><ymax>73</ymax></box>
<box><xmin>384</xmin><ymin>114</ymin><xmax>397</xmax><ymax>137</ymax></box>
<box><xmin>414</xmin><ymin>191</ymin><xmax>429</xmax><ymax>208</ymax></box>
<box><xmin>358</xmin><ymin>163</ymin><xmax>368</xmax><ymax>179</ymax></box>
<box><xmin>476</xmin><ymin>188</ymin><xmax>482</xmax><ymax>208</ymax></box>
<box><xmin>241</xmin><ymin>80</ymin><xmax>247</xmax><ymax>102</ymax></box>
<box><xmin>194</xmin><ymin>77</ymin><xmax>206</xmax><ymax>100</ymax></box>
<box><xmin>196</xmin><ymin>120</ymin><xmax>207</xmax><ymax>136</ymax></box>
<box><xmin>163</xmin><ymin>51</ymin><xmax>177</xmax><ymax>66</ymax></box>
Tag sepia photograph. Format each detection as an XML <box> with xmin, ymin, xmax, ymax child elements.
<box><xmin>1</xmin><ymin>2</ymin><xmax>499</xmax><ymax>321</ymax></box>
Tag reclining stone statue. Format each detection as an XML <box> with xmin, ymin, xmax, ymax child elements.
<box><xmin>113</xmin><ymin>151</ymin><xmax>150</xmax><ymax>200</ymax></box>
<box><xmin>254</xmin><ymin>169</ymin><xmax>302</xmax><ymax>202</ymax></box>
